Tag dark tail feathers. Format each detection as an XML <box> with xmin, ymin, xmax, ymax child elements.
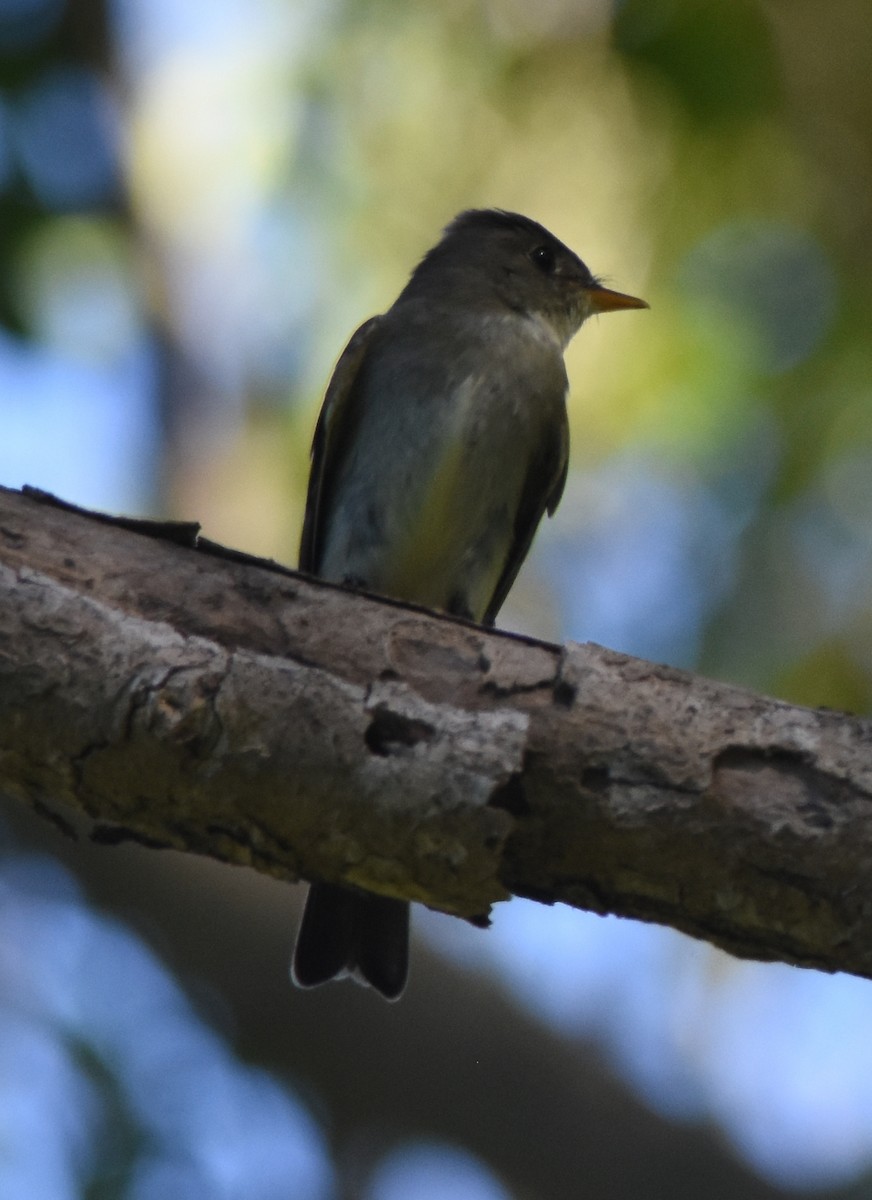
<box><xmin>292</xmin><ymin>882</ymin><xmax>409</xmax><ymax>1001</ymax></box>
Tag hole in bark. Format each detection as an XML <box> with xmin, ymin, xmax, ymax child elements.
<box><xmin>364</xmin><ymin>706</ymin><xmax>435</xmax><ymax>756</ymax></box>
<box><xmin>581</xmin><ymin>764</ymin><xmax>610</xmax><ymax>790</ymax></box>
<box><xmin>490</xmin><ymin>772</ymin><xmax>529</xmax><ymax>816</ymax></box>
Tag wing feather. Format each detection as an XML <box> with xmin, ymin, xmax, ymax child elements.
<box><xmin>481</xmin><ymin>405</ymin><xmax>569</xmax><ymax>627</ymax></box>
<box><xmin>299</xmin><ymin>316</ymin><xmax>381</xmax><ymax>573</ymax></box>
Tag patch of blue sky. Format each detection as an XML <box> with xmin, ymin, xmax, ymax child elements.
<box><xmin>112</xmin><ymin>0</ymin><xmax>328</xmax><ymax>80</ymax></box>
<box><xmin>365</xmin><ymin>1141</ymin><xmax>511</xmax><ymax>1200</ymax></box>
<box><xmin>0</xmin><ymin>330</ymin><xmax>158</xmax><ymax>512</ymax></box>
<box><xmin>420</xmin><ymin>903</ymin><xmax>708</xmax><ymax>1120</ymax></box>
<box><xmin>12</xmin><ymin>66</ymin><xmax>120</xmax><ymax>210</ymax></box>
<box><xmin>698</xmin><ymin>964</ymin><xmax>872</xmax><ymax>1188</ymax></box>
<box><xmin>0</xmin><ymin>852</ymin><xmax>333</xmax><ymax>1200</ymax></box>
<box><xmin>422</xmin><ymin>897</ymin><xmax>872</xmax><ymax>1189</ymax></box>
<box><xmin>538</xmin><ymin>449</ymin><xmax>758</xmax><ymax>666</ymax></box>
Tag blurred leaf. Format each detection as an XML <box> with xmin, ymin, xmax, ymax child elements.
<box><xmin>773</xmin><ymin>638</ymin><xmax>872</xmax><ymax>713</ymax></box>
<box><xmin>614</xmin><ymin>0</ymin><xmax>780</xmax><ymax>124</ymax></box>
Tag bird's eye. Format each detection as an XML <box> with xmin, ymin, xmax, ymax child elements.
<box><xmin>530</xmin><ymin>245</ymin><xmax>556</xmax><ymax>273</ymax></box>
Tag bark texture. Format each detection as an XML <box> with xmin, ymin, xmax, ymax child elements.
<box><xmin>2</xmin><ymin>484</ymin><xmax>872</xmax><ymax>977</ymax></box>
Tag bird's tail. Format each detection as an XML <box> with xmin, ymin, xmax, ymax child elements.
<box><xmin>291</xmin><ymin>882</ymin><xmax>409</xmax><ymax>1000</ymax></box>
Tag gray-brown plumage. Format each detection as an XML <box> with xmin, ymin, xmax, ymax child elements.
<box><xmin>292</xmin><ymin>209</ymin><xmax>646</xmax><ymax>999</ymax></box>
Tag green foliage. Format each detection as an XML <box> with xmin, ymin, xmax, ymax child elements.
<box><xmin>614</xmin><ymin>0</ymin><xmax>780</xmax><ymax>123</ymax></box>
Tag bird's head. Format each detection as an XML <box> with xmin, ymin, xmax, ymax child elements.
<box><xmin>410</xmin><ymin>208</ymin><xmax>648</xmax><ymax>347</ymax></box>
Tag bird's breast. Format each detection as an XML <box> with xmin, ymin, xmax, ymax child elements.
<box><xmin>318</xmin><ymin>314</ymin><xmax>566</xmax><ymax>619</ymax></box>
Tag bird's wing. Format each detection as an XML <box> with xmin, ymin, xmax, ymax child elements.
<box><xmin>481</xmin><ymin>402</ymin><xmax>569</xmax><ymax>628</ymax></box>
<box><xmin>299</xmin><ymin>316</ymin><xmax>382</xmax><ymax>573</ymax></box>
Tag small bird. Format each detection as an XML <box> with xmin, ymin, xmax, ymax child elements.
<box><xmin>292</xmin><ymin>209</ymin><xmax>647</xmax><ymax>999</ymax></box>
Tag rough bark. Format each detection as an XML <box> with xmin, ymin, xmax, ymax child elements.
<box><xmin>2</xmin><ymin>484</ymin><xmax>872</xmax><ymax>978</ymax></box>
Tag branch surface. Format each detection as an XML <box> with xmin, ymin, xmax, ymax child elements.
<box><xmin>2</xmin><ymin>485</ymin><xmax>871</xmax><ymax>977</ymax></box>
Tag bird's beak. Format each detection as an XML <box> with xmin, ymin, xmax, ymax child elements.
<box><xmin>586</xmin><ymin>285</ymin><xmax>649</xmax><ymax>313</ymax></box>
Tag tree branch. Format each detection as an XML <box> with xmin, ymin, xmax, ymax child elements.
<box><xmin>2</xmin><ymin>484</ymin><xmax>871</xmax><ymax>978</ymax></box>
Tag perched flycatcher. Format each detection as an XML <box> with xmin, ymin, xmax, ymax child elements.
<box><xmin>292</xmin><ymin>208</ymin><xmax>647</xmax><ymax>999</ymax></box>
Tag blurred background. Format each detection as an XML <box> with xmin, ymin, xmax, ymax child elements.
<box><xmin>2</xmin><ymin>0</ymin><xmax>872</xmax><ymax>1196</ymax></box>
